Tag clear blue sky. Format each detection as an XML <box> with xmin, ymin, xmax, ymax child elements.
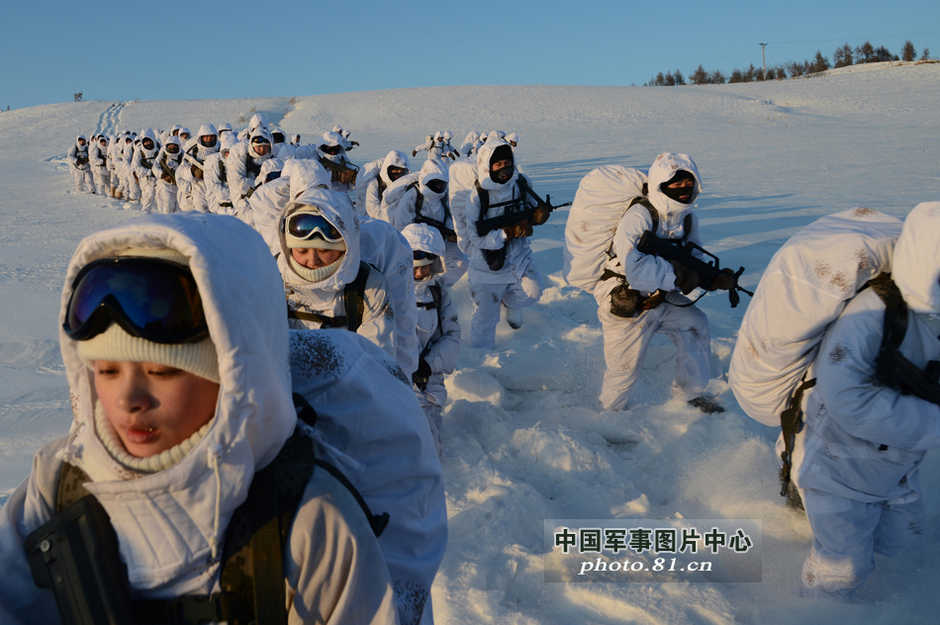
<box><xmin>2</xmin><ymin>0</ymin><xmax>938</xmax><ymax>109</ymax></box>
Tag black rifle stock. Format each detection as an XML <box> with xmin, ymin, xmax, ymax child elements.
<box><xmin>635</xmin><ymin>231</ymin><xmax>753</xmax><ymax>307</ymax></box>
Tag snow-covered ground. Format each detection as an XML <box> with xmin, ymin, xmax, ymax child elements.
<box><xmin>2</xmin><ymin>61</ymin><xmax>940</xmax><ymax>624</ymax></box>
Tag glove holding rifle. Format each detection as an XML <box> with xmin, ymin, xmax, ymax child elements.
<box><xmin>638</xmin><ymin>232</ymin><xmax>752</xmax><ymax>307</ymax></box>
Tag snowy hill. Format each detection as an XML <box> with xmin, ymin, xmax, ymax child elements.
<box><xmin>2</xmin><ymin>61</ymin><xmax>940</xmax><ymax>624</ymax></box>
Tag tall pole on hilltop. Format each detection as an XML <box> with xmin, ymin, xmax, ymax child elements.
<box><xmin>759</xmin><ymin>42</ymin><xmax>767</xmax><ymax>78</ymax></box>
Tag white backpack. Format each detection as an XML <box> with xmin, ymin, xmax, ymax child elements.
<box><xmin>446</xmin><ymin>160</ymin><xmax>479</xmax><ymax>255</ymax></box>
<box><xmin>352</xmin><ymin>158</ymin><xmax>383</xmax><ymax>212</ymax></box>
<box><xmin>728</xmin><ymin>208</ymin><xmax>903</xmax><ymax>427</ymax></box>
<box><xmin>563</xmin><ymin>166</ymin><xmax>647</xmax><ymax>292</ymax></box>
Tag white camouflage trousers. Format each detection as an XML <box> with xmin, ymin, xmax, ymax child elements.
<box><xmin>594</xmin><ymin>279</ymin><xmax>712</xmax><ymax>410</ymax></box>
<box><xmin>469</xmin><ymin>271</ymin><xmax>542</xmax><ymax>349</ymax></box>
<box><xmin>70</xmin><ymin>167</ymin><xmax>93</xmax><ymax>193</ymax></box>
<box><xmin>799</xmin><ymin>486</ymin><xmax>923</xmax><ymax>596</ymax></box>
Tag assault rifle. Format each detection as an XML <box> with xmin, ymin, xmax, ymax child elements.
<box><xmin>183</xmin><ymin>151</ymin><xmax>205</xmax><ymax>180</ymax></box>
<box><xmin>636</xmin><ymin>232</ymin><xmax>753</xmax><ymax>307</ymax></box>
<box><xmin>474</xmin><ymin>182</ymin><xmax>571</xmax><ymax>237</ymax></box>
<box><xmin>157</xmin><ymin>157</ymin><xmax>177</xmax><ymax>185</ymax></box>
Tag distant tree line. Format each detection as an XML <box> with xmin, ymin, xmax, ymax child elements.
<box><xmin>646</xmin><ymin>40</ymin><xmax>931</xmax><ymax>86</ymax></box>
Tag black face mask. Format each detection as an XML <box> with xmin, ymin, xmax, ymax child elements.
<box><xmin>387</xmin><ymin>167</ymin><xmax>408</xmax><ymax>182</ymax></box>
<box><xmin>659</xmin><ymin>172</ymin><xmax>697</xmax><ymax>204</ymax></box>
<box><xmin>425</xmin><ymin>179</ymin><xmax>447</xmax><ymax>194</ymax></box>
<box><xmin>490</xmin><ymin>165</ymin><xmax>514</xmax><ymax>184</ymax></box>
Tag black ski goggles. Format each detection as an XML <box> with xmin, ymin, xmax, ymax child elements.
<box><xmin>64</xmin><ymin>257</ymin><xmax>209</xmax><ymax>344</ymax></box>
<box><xmin>319</xmin><ymin>144</ymin><xmax>343</xmax><ymax>156</ymax></box>
<box><xmin>286</xmin><ymin>212</ymin><xmax>343</xmax><ymax>243</ymax></box>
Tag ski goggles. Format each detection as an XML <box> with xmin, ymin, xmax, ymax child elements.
<box><xmin>64</xmin><ymin>257</ymin><xmax>209</xmax><ymax>344</ymax></box>
<box><xmin>413</xmin><ymin>250</ymin><xmax>438</xmax><ymax>267</ymax></box>
<box><xmin>285</xmin><ymin>212</ymin><xmax>343</xmax><ymax>243</ymax></box>
<box><xmin>319</xmin><ymin>144</ymin><xmax>343</xmax><ymax>156</ymax></box>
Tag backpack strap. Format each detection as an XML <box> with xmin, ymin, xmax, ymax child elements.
<box><xmin>290</xmin><ymin>392</ymin><xmax>390</xmax><ymax>537</ymax></box>
<box><xmin>605</xmin><ymin>196</ymin><xmax>658</xmax><ymax>261</ymax></box>
<box><xmin>377</xmin><ymin>176</ymin><xmax>387</xmax><ymax>200</ymax></box>
<box><xmin>474</xmin><ymin>180</ymin><xmax>490</xmax><ymax>218</ymax></box>
<box><xmin>413</xmin><ymin>184</ymin><xmax>425</xmax><ymax>219</ymax></box>
<box><xmin>343</xmin><ymin>262</ymin><xmax>371</xmax><ymax>332</ymax></box>
<box><xmin>777</xmin><ymin>375</ymin><xmax>817</xmax><ymax>509</ymax></box>
<box><xmin>869</xmin><ymin>273</ymin><xmax>940</xmax><ymax>405</ymax></box>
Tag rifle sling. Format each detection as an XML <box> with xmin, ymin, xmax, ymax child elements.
<box><xmin>414</xmin><ymin>187</ymin><xmax>456</xmax><ymax>239</ymax></box>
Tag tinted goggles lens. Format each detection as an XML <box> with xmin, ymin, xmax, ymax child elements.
<box><xmin>413</xmin><ymin>250</ymin><xmax>437</xmax><ymax>261</ymax></box>
<box><xmin>286</xmin><ymin>213</ymin><xmax>343</xmax><ymax>242</ymax></box>
<box><xmin>319</xmin><ymin>144</ymin><xmax>342</xmax><ymax>156</ymax></box>
<box><xmin>64</xmin><ymin>258</ymin><xmax>208</xmax><ymax>344</ymax></box>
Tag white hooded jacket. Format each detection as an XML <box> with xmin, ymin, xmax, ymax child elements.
<box><xmin>67</xmin><ymin>135</ymin><xmax>89</xmax><ymax>170</ymax></box>
<box><xmin>274</xmin><ymin>189</ymin><xmax>399</xmax><ymax>367</ymax></box>
<box><xmin>793</xmin><ymin>202</ymin><xmax>940</xmax><ymax>503</ymax></box>
<box><xmin>366</xmin><ymin>150</ymin><xmax>409</xmax><ymax>221</ymax></box>
<box><xmin>0</xmin><ymin>214</ymin><xmax>398</xmax><ymax>624</ymax></box>
<box><xmin>386</xmin><ymin>159</ymin><xmax>452</xmax><ymax>234</ymax></box>
<box><xmin>451</xmin><ymin>138</ymin><xmax>534</xmax><ymax>285</ymax></box>
<box><xmin>602</xmin><ymin>152</ymin><xmax>705</xmax><ymax>294</ymax></box>
<box><xmin>402</xmin><ymin>224</ymin><xmax>459</xmax><ymax>376</ymax></box>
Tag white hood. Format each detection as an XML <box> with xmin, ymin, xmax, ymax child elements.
<box><xmin>893</xmin><ymin>201</ymin><xmax>940</xmax><ymax>313</ymax></box>
<box><xmin>194</xmin><ymin>123</ymin><xmax>219</xmax><ymax>160</ymax></box>
<box><xmin>318</xmin><ymin>131</ymin><xmax>346</xmax><ymax>164</ymax></box>
<box><xmin>646</xmin><ymin>152</ymin><xmax>702</xmax><ymax>221</ymax></box>
<box><xmin>57</xmin><ymin>213</ymin><xmax>295</xmax><ymax>590</ymax></box>
<box><xmin>475</xmin><ymin>137</ymin><xmax>518</xmax><ymax>192</ymax></box>
<box><xmin>379</xmin><ymin>150</ymin><xmax>409</xmax><ymax>187</ymax></box>
<box><xmin>278</xmin><ymin>188</ymin><xmax>362</xmax><ymax>291</ymax></box>
<box><xmin>417</xmin><ymin>158</ymin><xmax>448</xmax><ymax>200</ymax></box>
<box><xmin>283</xmin><ymin>158</ymin><xmax>332</xmax><ymax>199</ymax></box>
<box><xmin>402</xmin><ymin>222</ymin><xmax>446</xmax><ymax>277</ymax></box>
<box><xmin>162</xmin><ymin>136</ymin><xmax>182</xmax><ymax>166</ymax></box>
<box><xmin>139</xmin><ymin>128</ymin><xmax>159</xmax><ymax>158</ymax></box>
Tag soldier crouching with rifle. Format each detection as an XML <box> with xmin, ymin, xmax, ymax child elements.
<box><xmin>450</xmin><ymin>136</ymin><xmax>567</xmax><ymax>348</ymax></box>
<box><xmin>581</xmin><ymin>153</ymin><xmax>743</xmax><ymax>414</ymax></box>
